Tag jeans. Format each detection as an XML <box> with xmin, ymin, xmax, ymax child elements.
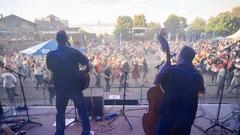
<box><xmin>35</xmin><ymin>75</ymin><xmax>43</xmax><ymax>87</ymax></box>
<box><xmin>95</xmin><ymin>75</ymin><xmax>101</xmax><ymax>87</ymax></box>
<box><xmin>55</xmin><ymin>91</ymin><xmax>90</xmax><ymax>135</ymax></box>
<box><xmin>48</xmin><ymin>87</ymin><xmax>55</xmax><ymax>105</ymax></box>
<box><xmin>5</xmin><ymin>87</ymin><xmax>15</xmax><ymax>106</ymax></box>
<box><xmin>105</xmin><ymin>80</ymin><xmax>110</xmax><ymax>92</ymax></box>
<box><xmin>157</xmin><ymin>117</ymin><xmax>192</xmax><ymax>135</ymax></box>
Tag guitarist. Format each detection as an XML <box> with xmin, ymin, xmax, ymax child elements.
<box><xmin>154</xmin><ymin>29</ymin><xmax>205</xmax><ymax>135</ymax></box>
<box><xmin>46</xmin><ymin>30</ymin><xmax>94</xmax><ymax>135</ymax></box>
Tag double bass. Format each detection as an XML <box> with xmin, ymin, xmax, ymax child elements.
<box><xmin>142</xmin><ymin>28</ymin><xmax>171</xmax><ymax>135</ymax></box>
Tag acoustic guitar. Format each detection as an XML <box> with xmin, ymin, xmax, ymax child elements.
<box><xmin>142</xmin><ymin>28</ymin><xmax>171</xmax><ymax>135</ymax></box>
<box><xmin>79</xmin><ymin>70</ymin><xmax>90</xmax><ymax>91</ymax></box>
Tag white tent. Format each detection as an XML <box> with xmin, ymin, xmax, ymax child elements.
<box><xmin>226</xmin><ymin>29</ymin><xmax>240</xmax><ymax>40</ymax></box>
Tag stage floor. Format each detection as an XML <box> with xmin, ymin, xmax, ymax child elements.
<box><xmin>1</xmin><ymin>104</ymin><xmax>239</xmax><ymax>135</ymax></box>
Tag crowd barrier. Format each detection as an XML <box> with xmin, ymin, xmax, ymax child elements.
<box><xmin>0</xmin><ymin>84</ymin><xmax>239</xmax><ymax>106</ymax></box>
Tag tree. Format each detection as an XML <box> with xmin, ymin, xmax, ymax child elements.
<box><xmin>146</xmin><ymin>22</ymin><xmax>161</xmax><ymax>40</ymax></box>
<box><xmin>114</xmin><ymin>16</ymin><xmax>133</xmax><ymax>41</ymax></box>
<box><xmin>232</xmin><ymin>6</ymin><xmax>240</xmax><ymax>18</ymax></box>
<box><xmin>133</xmin><ymin>14</ymin><xmax>147</xmax><ymax>27</ymax></box>
<box><xmin>190</xmin><ymin>17</ymin><xmax>206</xmax><ymax>39</ymax></box>
<box><xmin>205</xmin><ymin>11</ymin><xmax>240</xmax><ymax>37</ymax></box>
<box><xmin>163</xmin><ymin>14</ymin><xmax>188</xmax><ymax>40</ymax></box>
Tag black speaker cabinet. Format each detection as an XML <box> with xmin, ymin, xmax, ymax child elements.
<box><xmin>84</xmin><ymin>96</ymin><xmax>104</xmax><ymax>117</ymax></box>
<box><xmin>104</xmin><ymin>99</ymin><xmax>139</xmax><ymax>105</ymax></box>
<box><xmin>0</xmin><ymin>102</ymin><xmax>3</xmax><ymax>116</ymax></box>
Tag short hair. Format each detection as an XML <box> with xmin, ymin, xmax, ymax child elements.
<box><xmin>56</xmin><ymin>30</ymin><xmax>68</xmax><ymax>45</ymax></box>
<box><xmin>178</xmin><ymin>46</ymin><xmax>196</xmax><ymax>62</ymax></box>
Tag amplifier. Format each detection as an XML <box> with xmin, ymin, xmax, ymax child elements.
<box><xmin>84</xmin><ymin>96</ymin><xmax>104</xmax><ymax>117</ymax></box>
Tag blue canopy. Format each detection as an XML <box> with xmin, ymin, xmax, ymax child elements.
<box><xmin>20</xmin><ymin>40</ymin><xmax>87</xmax><ymax>55</ymax></box>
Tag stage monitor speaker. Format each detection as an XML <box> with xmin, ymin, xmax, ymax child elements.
<box><xmin>84</xmin><ymin>96</ymin><xmax>103</xmax><ymax>117</ymax></box>
<box><xmin>0</xmin><ymin>102</ymin><xmax>3</xmax><ymax>116</ymax></box>
<box><xmin>104</xmin><ymin>99</ymin><xmax>139</xmax><ymax>105</ymax></box>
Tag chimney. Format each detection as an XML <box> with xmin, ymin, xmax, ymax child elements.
<box><xmin>0</xmin><ymin>14</ymin><xmax>3</xmax><ymax>19</ymax></box>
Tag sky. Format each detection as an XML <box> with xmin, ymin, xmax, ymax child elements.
<box><xmin>0</xmin><ymin>0</ymin><xmax>239</xmax><ymax>26</ymax></box>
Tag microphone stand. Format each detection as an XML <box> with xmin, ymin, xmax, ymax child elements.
<box><xmin>222</xmin><ymin>84</ymin><xmax>240</xmax><ymax>134</ymax></box>
<box><xmin>65</xmin><ymin>107</ymin><xmax>82</xmax><ymax>128</ymax></box>
<box><xmin>108</xmin><ymin>70</ymin><xmax>133</xmax><ymax>130</ymax></box>
<box><xmin>2</xmin><ymin>66</ymin><xmax>43</xmax><ymax>129</ymax></box>
<box><xmin>204</xmin><ymin>41</ymin><xmax>240</xmax><ymax>133</ymax></box>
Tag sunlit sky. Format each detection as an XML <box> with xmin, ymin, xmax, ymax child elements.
<box><xmin>0</xmin><ymin>0</ymin><xmax>239</xmax><ymax>26</ymax></box>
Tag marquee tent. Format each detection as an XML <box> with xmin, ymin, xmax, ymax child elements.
<box><xmin>226</xmin><ymin>29</ymin><xmax>240</xmax><ymax>40</ymax></box>
<box><xmin>20</xmin><ymin>40</ymin><xmax>87</xmax><ymax>56</ymax></box>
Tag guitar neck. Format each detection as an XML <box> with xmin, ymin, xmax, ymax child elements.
<box><xmin>165</xmin><ymin>49</ymin><xmax>171</xmax><ymax>64</ymax></box>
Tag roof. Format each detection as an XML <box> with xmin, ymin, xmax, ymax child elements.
<box><xmin>0</xmin><ymin>14</ymin><xmax>36</xmax><ymax>26</ymax></box>
<box><xmin>226</xmin><ymin>29</ymin><xmax>240</xmax><ymax>40</ymax></box>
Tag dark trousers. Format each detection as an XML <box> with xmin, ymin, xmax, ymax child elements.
<box><xmin>48</xmin><ymin>87</ymin><xmax>55</xmax><ymax>105</ymax></box>
<box><xmin>35</xmin><ymin>75</ymin><xmax>43</xmax><ymax>87</ymax></box>
<box><xmin>55</xmin><ymin>91</ymin><xmax>90</xmax><ymax>135</ymax></box>
<box><xmin>95</xmin><ymin>75</ymin><xmax>101</xmax><ymax>87</ymax></box>
<box><xmin>157</xmin><ymin>118</ymin><xmax>193</xmax><ymax>135</ymax></box>
<box><xmin>105</xmin><ymin>80</ymin><xmax>110</xmax><ymax>92</ymax></box>
<box><xmin>212</xmin><ymin>72</ymin><xmax>218</xmax><ymax>83</ymax></box>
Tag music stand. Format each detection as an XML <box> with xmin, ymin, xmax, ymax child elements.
<box><xmin>1</xmin><ymin>64</ymin><xmax>43</xmax><ymax>129</ymax></box>
<box><xmin>204</xmin><ymin>41</ymin><xmax>240</xmax><ymax>133</ymax></box>
<box><xmin>108</xmin><ymin>71</ymin><xmax>133</xmax><ymax>130</ymax></box>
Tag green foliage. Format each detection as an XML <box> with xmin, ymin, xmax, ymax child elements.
<box><xmin>114</xmin><ymin>16</ymin><xmax>133</xmax><ymax>40</ymax></box>
<box><xmin>146</xmin><ymin>22</ymin><xmax>161</xmax><ymax>40</ymax></box>
<box><xmin>205</xmin><ymin>11</ymin><xmax>240</xmax><ymax>37</ymax></box>
<box><xmin>190</xmin><ymin>17</ymin><xmax>206</xmax><ymax>39</ymax></box>
<box><xmin>133</xmin><ymin>14</ymin><xmax>147</xmax><ymax>27</ymax></box>
<box><xmin>163</xmin><ymin>14</ymin><xmax>188</xmax><ymax>40</ymax></box>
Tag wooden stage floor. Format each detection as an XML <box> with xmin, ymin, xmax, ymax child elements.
<box><xmin>1</xmin><ymin>104</ymin><xmax>239</xmax><ymax>135</ymax></box>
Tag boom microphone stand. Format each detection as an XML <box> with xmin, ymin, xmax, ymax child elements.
<box><xmin>204</xmin><ymin>41</ymin><xmax>240</xmax><ymax>133</ymax></box>
<box><xmin>109</xmin><ymin>70</ymin><xmax>133</xmax><ymax>130</ymax></box>
<box><xmin>0</xmin><ymin>63</ymin><xmax>42</xmax><ymax>129</ymax></box>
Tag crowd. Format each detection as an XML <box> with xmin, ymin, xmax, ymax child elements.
<box><xmin>0</xmin><ymin>39</ymin><xmax>239</xmax><ymax>106</ymax></box>
<box><xmin>152</xmin><ymin>39</ymin><xmax>240</xmax><ymax>96</ymax></box>
<box><xmin>86</xmin><ymin>42</ymin><xmax>152</xmax><ymax>90</ymax></box>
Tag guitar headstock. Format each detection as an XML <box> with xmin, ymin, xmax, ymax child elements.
<box><xmin>156</xmin><ymin>28</ymin><xmax>169</xmax><ymax>52</ymax></box>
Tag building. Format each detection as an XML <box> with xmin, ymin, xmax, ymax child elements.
<box><xmin>0</xmin><ymin>14</ymin><xmax>37</xmax><ymax>42</ymax></box>
<box><xmin>35</xmin><ymin>14</ymin><xmax>68</xmax><ymax>31</ymax></box>
<box><xmin>35</xmin><ymin>15</ymin><xmax>91</xmax><ymax>47</ymax></box>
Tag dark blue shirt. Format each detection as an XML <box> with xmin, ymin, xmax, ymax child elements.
<box><xmin>46</xmin><ymin>45</ymin><xmax>89</xmax><ymax>95</ymax></box>
<box><xmin>154</xmin><ymin>63</ymin><xmax>205</xmax><ymax>124</ymax></box>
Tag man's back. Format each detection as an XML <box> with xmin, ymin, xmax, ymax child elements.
<box><xmin>159</xmin><ymin>64</ymin><xmax>204</xmax><ymax>124</ymax></box>
<box><xmin>46</xmin><ymin>45</ymin><xmax>89</xmax><ymax>94</ymax></box>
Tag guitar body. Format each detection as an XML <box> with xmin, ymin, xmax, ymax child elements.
<box><xmin>142</xmin><ymin>85</ymin><xmax>164</xmax><ymax>135</ymax></box>
<box><xmin>80</xmin><ymin>71</ymin><xmax>90</xmax><ymax>91</ymax></box>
